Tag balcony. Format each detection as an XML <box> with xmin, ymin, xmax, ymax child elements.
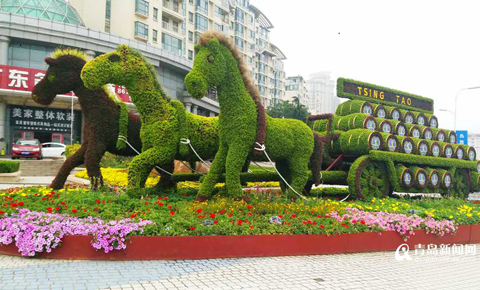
<box><xmin>162</xmin><ymin>0</ymin><xmax>185</xmax><ymax>20</ymax></box>
<box><xmin>162</xmin><ymin>21</ymin><xmax>185</xmax><ymax>36</ymax></box>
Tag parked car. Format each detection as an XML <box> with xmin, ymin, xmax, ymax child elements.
<box><xmin>41</xmin><ymin>142</ymin><xmax>66</xmax><ymax>158</ymax></box>
<box><xmin>11</xmin><ymin>138</ymin><xmax>42</xmax><ymax>160</ymax></box>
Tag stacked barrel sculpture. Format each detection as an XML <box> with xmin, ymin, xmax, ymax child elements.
<box><xmin>310</xmin><ymin>78</ymin><xmax>479</xmax><ymax>199</ymax></box>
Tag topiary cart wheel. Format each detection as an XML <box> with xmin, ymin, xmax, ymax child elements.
<box><xmin>451</xmin><ymin>169</ymin><xmax>472</xmax><ymax>199</ymax></box>
<box><xmin>348</xmin><ymin>156</ymin><xmax>391</xmax><ymax>200</ymax></box>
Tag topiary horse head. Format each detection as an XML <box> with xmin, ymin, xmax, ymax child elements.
<box><xmin>32</xmin><ymin>49</ymin><xmax>88</xmax><ymax>105</ymax></box>
<box><xmin>185</xmin><ymin>31</ymin><xmax>320</xmax><ymax>199</ymax></box>
<box><xmin>82</xmin><ymin>45</ymin><xmax>219</xmax><ymax>189</ymax></box>
<box><xmin>31</xmin><ymin>49</ymin><xmax>143</xmax><ymax>190</ymax></box>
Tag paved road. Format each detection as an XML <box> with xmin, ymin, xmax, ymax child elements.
<box><xmin>0</xmin><ymin>246</ymin><xmax>479</xmax><ymax>290</ymax></box>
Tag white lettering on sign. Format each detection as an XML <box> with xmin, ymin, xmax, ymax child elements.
<box><xmin>23</xmin><ymin>109</ymin><xmax>33</xmax><ymax>119</ymax></box>
<box><xmin>46</xmin><ymin>111</ymin><xmax>55</xmax><ymax>120</ymax></box>
<box><xmin>8</xmin><ymin>70</ymin><xmax>29</xmax><ymax>88</ymax></box>
<box><xmin>34</xmin><ymin>72</ymin><xmax>45</xmax><ymax>85</ymax></box>
<box><xmin>35</xmin><ymin>110</ymin><xmax>44</xmax><ymax>120</ymax></box>
<box><xmin>12</xmin><ymin>108</ymin><xmax>22</xmax><ymax>118</ymax></box>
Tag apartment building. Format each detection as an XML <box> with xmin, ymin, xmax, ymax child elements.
<box><xmin>285</xmin><ymin>76</ymin><xmax>308</xmax><ymax>107</ymax></box>
<box><xmin>468</xmin><ymin>133</ymin><xmax>480</xmax><ymax>154</ymax></box>
<box><xmin>70</xmin><ymin>0</ymin><xmax>287</xmax><ymax>109</ymax></box>
<box><xmin>306</xmin><ymin>72</ymin><xmax>339</xmax><ymax>115</ymax></box>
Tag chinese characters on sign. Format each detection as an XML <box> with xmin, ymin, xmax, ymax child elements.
<box><xmin>10</xmin><ymin>105</ymin><xmax>78</xmax><ymax>133</ymax></box>
<box><xmin>0</xmin><ymin>65</ymin><xmax>47</xmax><ymax>92</ymax></box>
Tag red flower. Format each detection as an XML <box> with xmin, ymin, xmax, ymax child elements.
<box><xmin>0</xmin><ymin>210</ymin><xmax>4</xmax><ymax>215</ymax></box>
<box><xmin>182</xmin><ymin>193</ymin><xmax>188</xmax><ymax>197</ymax></box>
<box><xmin>228</xmin><ymin>213</ymin><xmax>233</xmax><ymax>217</ymax></box>
<box><xmin>55</xmin><ymin>207</ymin><xmax>61</xmax><ymax>211</ymax></box>
<box><xmin>360</xmin><ymin>220</ymin><xmax>366</xmax><ymax>225</ymax></box>
<box><xmin>94</xmin><ymin>207</ymin><xmax>99</xmax><ymax>212</ymax></box>
<box><xmin>351</xmin><ymin>220</ymin><xmax>357</xmax><ymax>224</ymax></box>
<box><xmin>210</xmin><ymin>213</ymin><xmax>216</xmax><ymax>218</ymax></box>
<box><xmin>18</xmin><ymin>202</ymin><xmax>24</xmax><ymax>206</ymax></box>
<box><xmin>248</xmin><ymin>212</ymin><xmax>252</xmax><ymax>216</ymax></box>
<box><xmin>83</xmin><ymin>210</ymin><xmax>87</xmax><ymax>213</ymax></box>
<box><xmin>237</xmin><ymin>220</ymin><xmax>244</xmax><ymax>226</ymax></box>
<box><xmin>190</xmin><ymin>226</ymin><xmax>196</xmax><ymax>231</ymax></box>
<box><xmin>163</xmin><ymin>197</ymin><xmax>168</xmax><ymax>200</ymax></box>
<box><xmin>247</xmin><ymin>205</ymin><xmax>253</xmax><ymax>210</ymax></box>
<box><xmin>214</xmin><ymin>220</ymin><xmax>218</xmax><ymax>224</ymax></box>
<box><xmin>474</xmin><ymin>201</ymin><xmax>479</xmax><ymax>205</ymax></box>
<box><xmin>169</xmin><ymin>211</ymin><xmax>175</xmax><ymax>216</ymax></box>
<box><xmin>278</xmin><ymin>215</ymin><xmax>283</xmax><ymax>218</ymax></box>
<box><xmin>60</xmin><ymin>201</ymin><xmax>66</xmax><ymax>205</ymax></box>
<box><xmin>47</xmin><ymin>207</ymin><xmax>53</xmax><ymax>213</ymax></box>
<box><xmin>158</xmin><ymin>202</ymin><xmax>163</xmax><ymax>206</ymax></box>
<box><xmin>95</xmin><ymin>200</ymin><xmax>100</xmax><ymax>204</ymax></box>
<box><xmin>71</xmin><ymin>209</ymin><xmax>78</xmax><ymax>214</ymax></box>
<box><xmin>10</xmin><ymin>203</ymin><xmax>17</xmax><ymax>208</ymax></box>
<box><xmin>250</xmin><ymin>226</ymin><xmax>253</xmax><ymax>229</ymax></box>
<box><xmin>342</xmin><ymin>223</ymin><xmax>349</xmax><ymax>228</ymax></box>
<box><xmin>144</xmin><ymin>201</ymin><xmax>149</xmax><ymax>205</ymax></box>
<box><xmin>168</xmin><ymin>205</ymin><xmax>172</xmax><ymax>209</ymax></box>
<box><xmin>131</xmin><ymin>213</ymin><xmax>137</xmax><ymax>218</ymax></box>
<box><xmin>302</xmin><ymin>221</ymin><xmax>307</xmax><ymax>225</ymax></box>
<box><xmin>320</xmin><ymin>224</ymin><xmax>325</xmax><ymax>229</ymax></box>
<box><xmin>291</xmin><ymin>214</ymin><xmax>297</xmax><ymax>218</ymax></box>
<box><xmin>196</xmin><ymin>208</ymin><xmax>203</xmax><ymax>213</ymax></box>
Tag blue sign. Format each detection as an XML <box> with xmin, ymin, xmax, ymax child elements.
<box><xmin>456</xmin><ymin>130</ymin><xmax>468</xmax><ymax>145</ymax></box>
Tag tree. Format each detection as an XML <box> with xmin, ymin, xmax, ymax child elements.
<box><xmin>267</xmin><ymin>99</ymin><xmax>310</xmax><ymax>122</ymax></box>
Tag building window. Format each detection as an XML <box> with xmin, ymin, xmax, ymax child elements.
<box><xmin>196</xmin><ymin>0</ymin><xmax>208</xmax><ymax>15</ymax></box>
<box><xmin>189</xmin><ymin>0</ymin><xmax>193</xmax><ymax>4</ymax></box>
<box><xmin>188</xmin><ymin>50</ymin><xmax>193</xmax><ymax>60</ymax></box>
<box><xmin>235</xmin><ymin>37</ymin><xmax>244</xmax><ymax>51</ymax></box>
<box><xmin>188</xmin><ymin>31</ymin><xmax>193</xmax><ymax>42</ymax></box>
<box><xmin>135</xmin><ymin>0</ymin><xmax>149</xmax><ymax>16</ymax></box>
<box><xmin>153</xmin><ymin>29</ymin><xmax>158</xmax><ymax>42</ymax></box>
<box><xmin>188</xmin><ymin>12</ymin><xmax>193</xmax><ymax>23</ymax></box>
<box><xmin>235</xmin><ymin>23</ymin><xmax>244</xmax><ymax>37</ymax></box>
<box><xmin>235</xmin><ymin>8</ymin><xmax>244</xmax><ymax>23</ymax></box>
<box><xmin>105</xmin><ymin>0</ymin><xmax>111</xmax><ymax>20</ymax></box>
<box><xmin>8</xmin><ymin>43</ymin><xmax>55</xmax><ymax>70</ymax></box>
<box><xmin>162</xmin><ymin>33</ymin><xmax>184</xmax><ymax>56</ymax></box>
<box><xmin>135</xmin><ymin>21</ymin><xmax>149</xmax><ymax>39</ymax></box>
<box><xmin>195</xmin><ymin>13</ymin><xmax>208</xmax><ymax>31</ymax></box>
<box><xmin>153</xmin><ymin>7</ymin><xmax>158</xmax><ymax>21</ymax></box>
<box><xmin>214</xmin><ymin>23</ymin><xmax>223</xmax><ymax>32</ymax></box>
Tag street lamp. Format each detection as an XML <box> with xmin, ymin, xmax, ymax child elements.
<box><xmin>454</xmin><ymin>86</ymin><xmax>480</xmax><ymax>131</ymax></box>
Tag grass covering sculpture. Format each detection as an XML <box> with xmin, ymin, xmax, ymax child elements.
<box><xmin>32</xmin><ymin>49</ymin><xmax>143</xmax><ymax>190</ymax></box>
<box><xmin>81</xmin><ymin>45</ymin><xmax>219</xmax><ymax>189</ymax></box>
<box><xmin>185</xmin><ymin>32</ymin><xmax>321</xmax><ymax>199</ymax></box>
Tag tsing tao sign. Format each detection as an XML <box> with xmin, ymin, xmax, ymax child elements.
<box><xmin>337</xmin><ymin>78</ymin><xmax>434</xmax><ymax>113</ymax></box>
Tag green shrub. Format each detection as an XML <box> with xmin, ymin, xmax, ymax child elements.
<box><xmin>0</xmin><ymin>160</ymin><xmax>20</xmax><ymax>173</ymax></box>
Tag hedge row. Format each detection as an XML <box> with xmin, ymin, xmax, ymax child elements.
<box><xmin>0</xmin><ymin>160</ymin><xmax>20</xmax><ymax>173</ymax></box>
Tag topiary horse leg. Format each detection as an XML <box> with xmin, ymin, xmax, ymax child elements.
<box><xmin>198</xmin><ymin>144</ymin><xmax>227</xmax><ymax>199</ymax></box>
<box><xmin>154</xmin><ymin>161</ymin><xmax>175</xmax><ymax>189</ymax></box>
<box><xmin>225</xmin><ymin>143</ymin><xmax>251</xmax><ymax>198</ymax></box>
<box><xmin>50</xmin><ymin>146</ymin><xmax>86</xmax><ymax>189</ymax></box>
<box><xmin>128</xmin><ymin>148</ymin><xmax>176</xmax><ymax>189</ymax></box>
<box><xmin>287</xmin><ymin>154</ymin><xmax>310</xmax><ymax>199</ymax></box>
<box><xmin>85</xmin><ymin>144</ymin><xmax>107</xmax><ymax>190</ymax></box>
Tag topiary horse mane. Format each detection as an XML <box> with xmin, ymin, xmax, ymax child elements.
<box><xmin>81</xmin><ymin>44</ymin><xmax>219</xmax><ymax>189</ymax></box>
<box><xmin>32</xmin><ymin>48</ymin><xmax>144</xmax><ymax>189</ymax></box>
<box><xmin>198</xmin><ymin>31</ymin><xmax>266</xmax><ymax>149</ymax></box>
<box><xmin>186</xmin><ymin>31</ymin><xmax>320</xmax><ymax>199</ymax></box>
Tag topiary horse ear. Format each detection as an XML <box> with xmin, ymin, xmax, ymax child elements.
<box><xmin>117</xmin><ymin>44</ymin><xmax>130</xmax><ymax>56</ymax></box>
<box><xmin>45</xmin><ymin>57</ymin><xmax>57</xmax><ymax>66</ymax></box>
<box><xmin>207</xmin><ymin>39</ymin><xmax>221</xmax><ymax>53</ymax></box>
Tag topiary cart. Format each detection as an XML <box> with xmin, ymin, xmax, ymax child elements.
<box><xmin>308</xmin><ymin>78</ymin><xmax>479</xmax><ymax>199</ymax></box>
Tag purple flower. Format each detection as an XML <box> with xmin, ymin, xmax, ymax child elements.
<box><xmin>0</xmin><ymin>209</ymin><xmax>154</xmax><ymax>257</ymax></box>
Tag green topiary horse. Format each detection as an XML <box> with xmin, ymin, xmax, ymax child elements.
<box><xmin>185</xmin><ymin>31</ymin><xmax>320</xmax><ymax>199</ymax></box>
<box><xmin>81</xmin><ymin>44</ymin><xmax>218</xmax><ymax>189</ymax></box>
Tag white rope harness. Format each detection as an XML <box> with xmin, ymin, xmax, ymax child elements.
<box><xmin>117</xmin><ymin>135</ymin><xmax>173</xmax><ymax>176</ymax></box>
<box><xmin>180</xmin><ymin>138</ymin><xmax>211</xmax><ymax>169</ymax></box>
<box><xmin>254</xmin><ymin>142</ymin><xmax>307</xmax><ymax>201</ymax></box>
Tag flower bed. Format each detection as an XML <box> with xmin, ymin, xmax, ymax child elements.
<box><xmin>1</xmin><ymin>186</ymin><xmax>479</xmax><ymax>257</ymax></box>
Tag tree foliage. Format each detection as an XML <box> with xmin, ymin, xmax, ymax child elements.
<box><xmin>267</xmin><ymin>99</ymin><xmax>310</xmax><ymax>122</ymax></box>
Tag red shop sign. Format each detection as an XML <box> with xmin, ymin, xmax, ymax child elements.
<box><xmin>0</xmin><ymin>65</ymin><xmax>46</xmax><ymax>92</ymax></box>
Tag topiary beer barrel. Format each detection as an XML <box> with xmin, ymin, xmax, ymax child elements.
<box><xmin>396</xmin><ymin>164</ymin><xmax>414</xmax><ymax>188</ymax></box>
<box><xmin>333</xmin><ymin>129</ymin><xmax>384</xmax><ymax>155</ymax></box>
<box><xmin>336</xmin><ymin>100</ymin><xmax>374</xmax><ymax>116</ymax></box>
